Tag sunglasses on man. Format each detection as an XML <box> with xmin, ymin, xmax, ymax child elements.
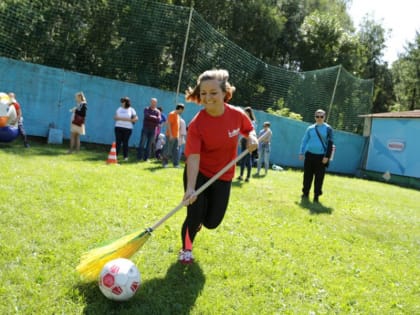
<box><xmin>315</xmin><ymin>115</ymin><xmax>324</xmax><ymax>119</ymax></box>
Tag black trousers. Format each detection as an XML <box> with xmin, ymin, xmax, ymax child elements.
<box><xmin>114</xmin><ymin>127</ymin><xmax>132</xmax><ymax>158</ymax></box>
<box><xmin>302</xmin><ymin>152</ymin><xmax>326</xmax><ymax>197</ymax></box>
<box><xmin>181</xmin><ymin>167</ymin><xmax>232</xmax><ymax>250</ymax></box>
<box><xmin>239</xmin><ymin>138</ymin><xmax>251</xmax><ymax>178</ymax></box>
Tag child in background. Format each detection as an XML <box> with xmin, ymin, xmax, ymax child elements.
<box><xmin>155</xmin><ymin>133</ymin><xmax>166</xmax><ymax>160</ymax></box>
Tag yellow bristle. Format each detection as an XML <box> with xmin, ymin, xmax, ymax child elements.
<box><xmin>76</xmin><ymin>229</ymin><xmax>151</xmax><ymax>282</ymax></box>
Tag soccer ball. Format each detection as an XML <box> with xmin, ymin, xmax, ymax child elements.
<box><xmin>98</xmin><ymin>258</ymin><xmax>141</xmax><ymax>301</ymax></box>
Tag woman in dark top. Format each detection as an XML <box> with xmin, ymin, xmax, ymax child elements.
<box><xmin>68</xmin><ymin>91</ymin><xmax>87</xmax><ymax>154</ymax></box>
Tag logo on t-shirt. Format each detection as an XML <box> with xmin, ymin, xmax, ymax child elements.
<box><xmin>228</xmin><ymin>128</ymin><xmax>240</xmax><ymax>138</ymax></box>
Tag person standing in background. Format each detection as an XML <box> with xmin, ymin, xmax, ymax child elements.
<box><xmin>237</xmin><ymin>106</ymin><xmax>256</xmax><ymax>182</ymax></box>
<box><xmin>137</xmin><ymin>97</ymin><xmax>161</xmax><ymax>161</ymax></box>
<box><xmin>162</xmin><ymin>103</ymin><xmax>185</xmax><ymax>168</ymax></box>
<box><xmin>178</xmin><ymin>115</ymin><xmax>187</xmax><ymax>162</ymax></box>
<box><xmin>68</xmin><ymin>91</ymin><xmax>87</xmax><ymax>154</ymax></box>
<box><xmin>299</xmin><ymin>109</ymin><xmax>334</xmax><ymax>203</ymax></box>
<box><xmin>114</xmin><ymin>96</ymin><xmax>138</xmax><ymax>161</ymax></box>
<box><xmin>256</xmin><ymin>121</ymin><xmax>273</xmax><ymax>176</ymax></box>
<box><xmin>8</xmin><ymin>92</ymin><xmax>29</xmax><ymax>148</ymax></box>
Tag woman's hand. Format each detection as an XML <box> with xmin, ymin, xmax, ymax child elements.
<box><xmin>247</xmin><ymin>133</ymin><xmax>258</xmax><ymax>152</ymax></box>
<box><xmin>183</xmin><ymin>187</ymin><xmax>197</xmax><ymax>206</ymax></box>
<box><xmin>183</xmin><ymin>154</ymin><xmax>200</xmax><ymax>206</ymax></box>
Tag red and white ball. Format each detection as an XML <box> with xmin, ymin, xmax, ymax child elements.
<box><xmin>98</xmin><ymin>258</ymin><xmax>141</xmax><ymax>301</ymax></box>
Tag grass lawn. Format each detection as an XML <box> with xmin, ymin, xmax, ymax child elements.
<box><xmin>0</xmin><ymin>138</ymin><xmax>419</xmax><ymax>314</ymax></box>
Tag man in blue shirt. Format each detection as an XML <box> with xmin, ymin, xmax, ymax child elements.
<box><xmin>299</xmin><ymin>109</ymin><xmax>334</xmax><ymax>202</ymax></box>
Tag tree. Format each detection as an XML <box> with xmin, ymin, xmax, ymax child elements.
<box><xmin>0</xmin><ymin>0</ymin><xmax>379</xmax><ymax>120</ymax></box>
<box><xmin>296</xmin><ymin>10</ymin><xmax>360</xmax><ymax>71</ymax></box>
<box><xmin>357</xmin><ymin>16</ymin><xmax>394</xmax><ymax>112</ymax></box>
<box><xmin>392</xmin><ymin>32</ymin><xmax>420</xmax><ymax>110</ymax></box>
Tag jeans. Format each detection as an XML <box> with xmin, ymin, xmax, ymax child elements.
<box><xmin>137</xmin><ymin>128</ymin><xmax>155</xmax><ymax>160</ymax></box>
<box><xmin>257</xmin><ymin>143</ymin><xmax>270</xmax><ymax>173</ymax></box>
<box><xmin>163</xmin><ymin>138</ymin><xmax>180</xmax><ymax>166</ymax></box>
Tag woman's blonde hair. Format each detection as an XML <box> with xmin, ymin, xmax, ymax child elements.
<box><xmin>185</xmin><ymin>69</ymin><xmax>236</xmax><ymax>104</ymax></box>
<box><xmin>75</xmin><ymin>91</ymin><xmax>87</xmax><ymax>103</ymax></box>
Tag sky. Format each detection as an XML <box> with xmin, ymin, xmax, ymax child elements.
<box><xmin>348</xmin><ymin>0</ymin><xmax>420</xmax><ymax>64</ymax></box>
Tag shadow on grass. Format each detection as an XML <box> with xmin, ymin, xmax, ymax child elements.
<box><xmin>231</xmin><ymin>179</ymin><xmax>245</xmax><ymax>188</ymax></box>
<box><xmin>297</xmin><ymin>197</ymin><xmax>334</xmax><ymax>215</ymax></box>
<box><xmin>0</xmin><ymin>137</ymin><xmax>110</xmax><ymax>159</ymax></box>
<box><xmin>0</xmin><ymin>137</ymin><xmax>141</xmax><ymax>162</ymax></box>
<box><xmin>143</xmin><ymin>161</ymin><xmax>171</xmax><ymax>172</ymax></box>
<box><xmin>0</xmin><ymin>137</ymin><xmax>68</xmax><ymax>157</ymax></box>
<box><xmin>252</xmin><ymin>172</ymin><xmax>266</xmax><ymax>179</ymax></box>
<box><xmin>75</xmin><ymin>262</ymin><xmax>205</xmax><ymax>315</ymax></box>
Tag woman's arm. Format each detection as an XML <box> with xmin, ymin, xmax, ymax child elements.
<box><xmin>183</xmin><ymin>154</ymin><xmax>200</xmax><ymax>205</ymax></box>
<box><xmin>246</xmin><ymin>130</ymin><xmax>258</xmax><ymax>152</ymax></box>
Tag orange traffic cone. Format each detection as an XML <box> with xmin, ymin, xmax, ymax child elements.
<box><xmin>106</xmin><ymin>142</ymin><xmax>118</xmax><ymax>164</ymax></box>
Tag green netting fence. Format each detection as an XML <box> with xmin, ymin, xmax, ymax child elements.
<box><xmin>0</xmin><ymin>0</ymin><xmax>373</xmax><ymax>133</ymax></box>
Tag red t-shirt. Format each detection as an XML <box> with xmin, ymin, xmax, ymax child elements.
<box><xmin>185</xmin><ymin>104</ymin><xmax>254</xmax><ymax>181</ymax></box>
<box><xmin>12</xmin><ymin>102</ymin><xmax>21</xmax><ymax>116</ymax></box>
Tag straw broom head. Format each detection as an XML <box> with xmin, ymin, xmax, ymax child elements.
<box><xmin>76</xmin><ymin>229</ymin><xmax>152</xmax><ymax>282</ymax></box>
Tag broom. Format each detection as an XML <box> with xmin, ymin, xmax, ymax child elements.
<box><xmin>76</xmin><ymin>135</ymin><xmax>264</xmax><ymax>281</ymax></box>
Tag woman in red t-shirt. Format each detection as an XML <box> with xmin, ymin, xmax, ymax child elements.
<box><xmin>178</xmin><ymin>69</ymin><xmax>258</xmax><ymax>264</ymax></box>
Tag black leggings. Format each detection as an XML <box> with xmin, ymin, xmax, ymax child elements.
<box><xmin>239</xmin><ymin>138</ymin><xmax>252</xmax><ymax>178</ymax></box>
<box><xmin>115</xmin><ymin>127</ymin><xmax>132</xmax><ymax>158</ymax></box>
<box><xmin>181</xmin><ymin>167</ymin><xmax>232</xmax><ymax>250</ymax></box>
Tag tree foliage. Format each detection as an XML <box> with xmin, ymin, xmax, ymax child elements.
<box><xmin>1</xmin><ymin>0</ymin><xmax>416</xmax><ymax>114</ymax></box>
<box><xmin>392</xmin><ymin>32</ymin><xmax>420</xmax><ymax>110</ymax></box>
<box><xmin>352</xmin><ymin>15</ymin><xmax>394</xmax><ymax>112</ymax></box>
<box><xmin>297</xmin><ymin>10</ymin><xmax>358</xmax><ymax>71</ymax></box>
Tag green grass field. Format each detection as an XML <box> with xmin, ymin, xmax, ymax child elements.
<box><xmin>1</xmin><ymin>139</ymin><xmax>419</xmax><ymax>314</ymax></box>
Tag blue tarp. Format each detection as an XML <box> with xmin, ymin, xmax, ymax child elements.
<box><xmin>0</xmin><ymin>56</ymin><xmax>367</xmax><ymax>175</ymax></box>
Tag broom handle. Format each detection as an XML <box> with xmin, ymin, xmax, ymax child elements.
<box><xmin>150</xmin><ymin>133</ymin><xmax>267</xmax><ymax>231</ymax></box>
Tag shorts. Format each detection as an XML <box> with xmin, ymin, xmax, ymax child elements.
<box><xmin>71</xmin><ymin>123</ymin><xmax>85</xmax><ymax>135</ymax></box>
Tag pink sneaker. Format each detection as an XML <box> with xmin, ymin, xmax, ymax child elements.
<box><xmin>178</xmin><ymin>249</ymin><xmax>194</xmax><ymax>265</ymax></box>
